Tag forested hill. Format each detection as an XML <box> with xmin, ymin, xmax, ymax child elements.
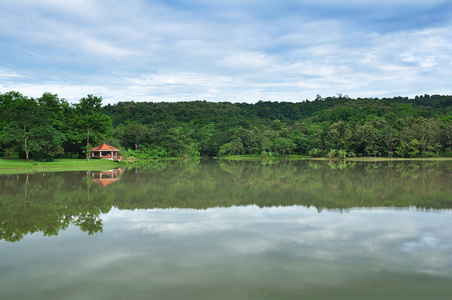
<box><xmin>103</xmin><ymin>95</ymin><xmax>452</xmax><ymax>128</ymax></box>
<box><xmin>1</xmin><ymin>91</ymin><xmax>451</xmax><ymax>160</ymax></box>
<box><xmin>102</xmin><ymin>94</ymin><xmax>452</xmax><ymax>158</ymax></box>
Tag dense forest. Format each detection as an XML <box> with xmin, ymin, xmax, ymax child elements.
<box><xmin>1</xmin><ymin>91</ymin><xmax>452</xmax><ymax>160</ymax></box>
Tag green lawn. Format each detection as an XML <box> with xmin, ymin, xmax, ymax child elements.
<box><xmin>0</xmin><ymin>158</ymin><xmax>126</xmax><ymax>174</ymax></box>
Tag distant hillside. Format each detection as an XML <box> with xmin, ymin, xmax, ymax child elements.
<box><xmin>103</xmin><ymin>95</ymin><xmax>452</xmax><ymax>126</ymax></box>
<box><xmin>102</xmin><ymin>95</ymin><xmax>452</xmax><ymax>158</ymax></box>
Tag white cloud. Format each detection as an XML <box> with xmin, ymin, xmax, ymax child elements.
<box><xmin>401</xmin><ymin>53</ymin><xmax>437</xmax><ymax>68</ymax></box>
<box><xmin>0</xmin><ymin>68</ymin><xmax>21</xmax><ymax>79</ymax></box>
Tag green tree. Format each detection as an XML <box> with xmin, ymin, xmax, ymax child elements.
<box><xmin>396</xmin><ymin>139</ymin><xmax>420</xmax><ymax>158</ymax></box>
<box><xmin>28</xmin><ymin>125</ymin><xmax>65</xmax><ymax>160</ymax></box>
<box><xmin>218</xmin><ymin>137</ymin><xmax>245</xmax><ymax>156</ymax></box>
<box><xmin>0</xmin><ymin>92</ymin><xmax>70</xmax><ymax>160</ymax></box>
<box><xmin>382</xmin><ymin>124</ymin><xmax>397</xmax><ymax>157</ymax></box>
<box><xmin>324</xmin><ymin>121</ymin><xmax>352</xmax><ymax>151</ymax></box>
<box><xmin>121</xmin><ymin>121</ymin><xmax>149</xmax><ymax>150</ymax></box>
<box><xmin>74</xmin><ymin>95</ymin><xmax>112</xmax><ymax>159</ymax></box>
<box><xmin>233</xmin><ymin>127</ymin><xmax>262</xmax><ymax>154</ymax></box>
<box><xmin>413</xmin><ymin>118</ymin><xmax>441</xmax><ymax>156</ymax></box>
<box><xmin>274</xmin><ymin>137</ymin><xmax>296</xmax><ymax>156</ymax></box>
<box><xmin>354</xmin><ymin>122</ymin><xmax>382</xmax><ymax>157</ymax></box>
<box><xmin>2</xmin><ymin>93</ymin><xmax>38</xmax><ymax>160</ymax></box>
<box><xmin>270</xmin><ymin>119</ymin><xmax>283</xmax><ymax>131</ymax></box>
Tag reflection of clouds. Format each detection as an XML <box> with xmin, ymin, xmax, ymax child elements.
<box><xmin>3</xmin><ymin>205</ymin><xmax>452</xmax><ymax>298</ymax></box>
<box><xmin>85</xmin><ymin>252</ymin><xmax>139</xmax><ymax>270</ymax></box>
<box><xmin>400</xmin><ymin>235</ymin><xmax>452</xmax><ymax>275</ymax></box>
<box><xmin>100</xmin><ymin>205</ymin><xmax>452</xmax><ymax>278</ymax></box>
<box><xmin>403</xmin><ymin>236</ymin><xmax>440</xmax><ymax>251</ymax></box>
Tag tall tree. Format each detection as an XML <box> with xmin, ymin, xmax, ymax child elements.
<box><xmin>74</xmin><ymin>95</ymin><xmax>112</xmax><ymax>159</ymax></box>
<box><xmin>2</xmin><ymin>93</ymin><xmax>39</xmax><ymax>160</ymax></box>
<box><xmin>118</xmin><ymin>121</ymin><xmax>149</xmax><ymax>150</ymax></box>
<box><xmin>324</xmin><ymin>121</ymin><xmax>352</xmax><ymax>151</ymax></box>
<box><xmin>354</xmin><ymin>122</ymin><xmax>382</xmax><ymax>157</ymax></box>
<box><xmin>382</xmin><ymin>124</ymin><xmax>397</xmax><ymax>157</ymax></box>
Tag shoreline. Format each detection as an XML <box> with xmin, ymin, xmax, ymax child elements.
<box><xmin>220</xmin><ymin>154</ymin><xmax>452</xmax><ymax>162</ymax></box>
<box><xmin>0</xmin><ymin>158</ymin><xmax>127</xmax><ymax>175</ymax></box>
<box><xmin>1</xmin><ymin>156</ymin><xmax>451</xmax><ymax>175</ymax></box>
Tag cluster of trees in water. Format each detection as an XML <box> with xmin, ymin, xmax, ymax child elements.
<box><xmin>1</xmin><ymin>91</ymin><xmax>452</xmax><ymax>159</ymax></box>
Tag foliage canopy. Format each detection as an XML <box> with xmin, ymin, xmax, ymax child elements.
<box><xmin>1</xmin><ymin>92</ymin><xmax>451</xmax><ymax>159</ymax></box>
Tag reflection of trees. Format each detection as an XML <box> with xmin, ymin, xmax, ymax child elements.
<box><xmin>327</xmin><ymin>160</ymin><xmax>355</xmax><ymax>170</ymax></box>
<box><xmin>1</xmin><ymin>160</ymin><xmax>451</xmax><ymax>242</ymax></box>
<box><xmin>0</xmin><ymin>172</ymin><xmax>111</xmax><ymax>242</ymax></box>
<box><xmin>115</xmin><ymin>159</ymin><xmax>452</xmax><ymax>210</ymax></box>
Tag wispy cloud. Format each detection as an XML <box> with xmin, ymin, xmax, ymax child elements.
<box><xmin>0</xmin><ymin>68</ymin><xmax>21</xmax><ymax>79</ymax></box>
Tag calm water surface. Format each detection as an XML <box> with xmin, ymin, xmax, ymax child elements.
<box><xmin>1</xmin><ymin>159</ymin><xmax>452</xmax><ymax>299</ymax></box>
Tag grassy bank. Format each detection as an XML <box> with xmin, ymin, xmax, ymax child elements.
<box><xmin>0</xmin><ymin>158</ymin><xmax>126</xmax><ymax>174</ymax></box>
<box><xmin>2</xmin><ymin>155</ymin><xmax>451</xmax><ymax>175</ymax></box>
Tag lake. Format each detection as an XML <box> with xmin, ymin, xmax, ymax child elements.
<box><xmin>1</xmin><ymin>159</ymin><xmax>452</xmax><ymax>299</ymax></box>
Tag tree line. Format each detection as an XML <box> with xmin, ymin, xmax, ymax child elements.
<box><xmin>1</xmin><ymin>91</ymin><xmax>452</xmax><ymax>160</ymax></box>
<box><xmin>104</xmin><ymin>94</ymin><xmax>452</xmax><ymax>158</ymax></box>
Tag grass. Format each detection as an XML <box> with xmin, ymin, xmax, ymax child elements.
<box><xmin>0</xmin><ymin>158</ymin><xmax>126</xmax><ymax>174</ymax></box>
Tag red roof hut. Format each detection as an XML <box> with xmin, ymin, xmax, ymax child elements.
<box><xmin>91</xmin><ymin>143</ymin><xmax>121</xmax><ymax>160</ymax></box>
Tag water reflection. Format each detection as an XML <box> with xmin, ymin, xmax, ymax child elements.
<box><xmin>1</xmin><ymin>206</ymin><xmax>452</xmax><ymax>299</ymax></box>
<box><xmin>90</xmin><ymin>168</ymin><xmax>124</xmax><ymax>186</ymax></box>
<box><xmin>0</xmin><ymin>171</ymin><xmax>109</xmax><ymax>242</ymax></box>
<box><xmin>0</xmin><ymin>160</ymin><xmax>451</xmax><ymax>242</ymax></box>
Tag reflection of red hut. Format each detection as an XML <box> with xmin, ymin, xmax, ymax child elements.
<box><xmin>91</xmin><ymin>143</ymin><xmax>121</xmax><ymax>160</ymax></box>
<box><xmin>91</xmin><ymin>169</ymin><xmax>123</xmax><ymax>186</ymax></box>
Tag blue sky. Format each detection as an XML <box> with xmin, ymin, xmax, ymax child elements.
<box><xmin>1</xmin><ymin>0</ymin><xmax>452</xmax><ymax>104</ymax></box>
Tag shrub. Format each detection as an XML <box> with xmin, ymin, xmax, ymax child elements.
<box><xmin>308</xmin><ymin>148</ymin><xmax>321</xmax><ymax>157</ymax></box>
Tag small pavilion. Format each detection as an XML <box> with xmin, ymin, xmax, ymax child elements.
<box><xmin>91</xmin><ymin>143</ymin><xmax>121</xmax><ymax>160</ymax></box>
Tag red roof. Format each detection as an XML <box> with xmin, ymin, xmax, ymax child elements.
<box><xmin>92</xmin><ymin>143</ymin><xmax>120</xmax><ymax>151</ymax></box>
